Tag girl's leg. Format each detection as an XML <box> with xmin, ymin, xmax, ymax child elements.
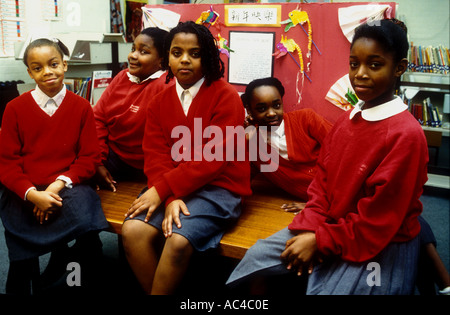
<box><xmin>122</xmin><ymin>219</ymin><xmax>163</xmax><ymax>293</ymax></box>
<box><xmin>40</xmin><ymin>243</ymin><xmax>71</xmax><ymax>288</ymax></box>
<box><xmin>151</xmin><ymin>233</ymin><xmax>194</xmax><ymax>295</ymax></box>
<box><xmin>6</xmin><ymin>257</ymin><xmax>40</xmax><ymax>295</ymax></box>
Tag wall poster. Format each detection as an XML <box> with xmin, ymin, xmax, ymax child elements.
<box><xmin>228</xmin><ymin>31</ymin><xmax>275</xmax><ymax>85</ymax></box>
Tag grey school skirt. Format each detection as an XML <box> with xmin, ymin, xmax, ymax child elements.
<box><xmin>0</xmin><ymin>184</ymin><xmax>109</xmax><ymax>262</ymax></box>
<box><xmin>126</xmin><ymin>185</ymin><xmax>242</xmax><ymax>252</ymax></box>
<box><xmin>227</xmin><ymin>227</ymin><xmax>420</xmax><ymax>295</ymax></box>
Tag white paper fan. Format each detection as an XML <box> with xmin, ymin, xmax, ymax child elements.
<box><xmin>142</xmin><ymin>7</ymin><xmax>180</xmax><ymax>32</ymax></box>
<box><xmin>338</xmin><ymin>4</ymin><xmax>393</xmax><ymax>43</ymax></box>
<box><xmin>325</xmin><ymin>74</ymin><xmax>358</xmax><ymax>111</ymax></box>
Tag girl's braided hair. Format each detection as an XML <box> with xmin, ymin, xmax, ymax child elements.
<box><xmin>163</xmin><ymin>21</ymin><xmax>224</xmax><ymax>85</ymax></box>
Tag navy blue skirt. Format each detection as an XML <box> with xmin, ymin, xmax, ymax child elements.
<box><xmin>127</xmin><ymin>185</ymin><xmax>242</xmax><ymax>252</ymax></box>
<box><xmin>0</xmin><ymin>184</ymin><xmax>109</xmax><ymax>261</ymax></box>
<box><xmin>227</xmin><ymin>227</ymin><xmax>420</xmax><ymax>295</ymax></box>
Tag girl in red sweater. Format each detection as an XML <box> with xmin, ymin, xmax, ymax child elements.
<box><xmin>122</xmin><ymin>21</ymin><xmax>251</xmax><ymax>294</ymax></box>
<box><xmin>0</xmin><ymin>38</ymin><xmax>108</xmax><ymax>294</ymax></box>
<box><xmin>227</xmin><ymin>19</ymin><xmax>428</xmax><ymax>295</ymax></box>
<box><xmin>242</xmin><ymin>77</ymin><xmax>332</xmax><ymax>206</ymax></box>
<box><xmin>93</xmin><ymin>27</ymin><xmax>171</xmax><ymax>192</ymax></box>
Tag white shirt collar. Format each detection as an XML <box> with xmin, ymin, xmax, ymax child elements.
<box><xmin>258</xmin><ymin>120</ymin><xmax>285</xmax><ymax>139</ymax></box>
<box><xmin>257</xmin><ymin>120</ymin><xmax>288</xmax><ymax>160</ymax></box>
<box><xmin>31</xmin><ymin>84</ymin><xmax>66</xmax><ymax>108</ymax></box>
<box><xmin>349</xmin><ymin>96</ymin><xmax>407</xmax><ymax>121</ymax></box>
<box><xmin>175</xmin><ymin>77</ymin><xmax>205</xmax><ymax>101</ymax></box>
<box><xmin>127</xmin><ymin>70</ymin><xmax>165</xmax><ymax>84</ymax></box>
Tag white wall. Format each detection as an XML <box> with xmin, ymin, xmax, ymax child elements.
<box><xmin>0</xmin><ymin>0</ymin><xmax>110</xmax><ymax>83</ymax></box>
<box><xmin>334</xmin><ymin>0</ymin><xmax>449</xmax><ymax>47</ymax></box>
<box><xmin>1</xmin><ymin>0</ymin><xmax>449</xmax><ymax>83</ymax></box>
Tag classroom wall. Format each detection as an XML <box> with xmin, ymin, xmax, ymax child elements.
<box><xmin>1</xmin><ymin>0</ymin><xmax>448</xmax><ymax>83</ymax></box>
<box><xmin>334</xmin><ymin>0</ymin><xmax>449</xmax><ymax>47</ymax></box>
<box><xmin>0</xmin><ymin>0</ymin><xmax>110</xmax><ymax>83</ymax></box>
<box><xmin>144</xmin><ymin>2</ymin><xmax>398</xmax><ymax>123</ymax></box>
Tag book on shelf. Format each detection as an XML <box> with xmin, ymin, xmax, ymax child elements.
<box><xmin>65</xmin><ymin>74</ymin><xmax>111</xmax><ymax>104</ymax></box>
<box><xmin>410</xmin><ymin>97</ymin><xmax>442</xmax><ymax>128</ymax></box>
<box><xmin>66</xmin><ymin>77</ymin><xmax>92</xmax><ymax>101</ymax></box>
<box><xmin>408</xmin><ymin>43</ymin><xmax>450</xmax><ymax>74</ymax></box>
<box><xmin>91</xmin><ymin>70</ymin><xmax>113</xmax><ymax>105</ymax></box>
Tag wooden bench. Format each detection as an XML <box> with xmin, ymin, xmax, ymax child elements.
<box><xmin>97</xmin><ymin>177</ymin><xmax>300</xmax><ymax>260</ymax></box>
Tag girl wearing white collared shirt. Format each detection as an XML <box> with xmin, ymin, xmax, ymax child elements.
<box><xmin>242</xmin><ymin>77</ymin><xmax>332</xmax><ymax>204</ymax></box>
<box><xmin>0</xmin><ymin>38</ymin><xmax>108</xmax><ymax>294</ymax></box>
<box><xmin>227</xmin><ymin>19</ymin><xmax>429</xmax><ymax>295</ymax></box>
<box><xmin>93</xmin><ymin>27</ymin><xmax>172</xmax><ymax>192</ymax></box>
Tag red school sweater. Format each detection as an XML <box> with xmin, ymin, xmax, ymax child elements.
<box><xmin>0</xmin><ymin>91</ymin><xmax>100</xmax><ymax>199</ymax></box>
<box><xmin>143</xmin><ymin>79</ymin><xmax>252</xmax><ymax>206</ymax></box>
<box><xmin>288</xmin><ymin>109</ymin><xmax>429</xmax><ymax>262</ymax></box>
<box><xmin>252</xmin><ymin>109</ymin><xmax>332</xmax><ymax>201</ymax></box>
<box><xmin>93</xmin><ymin>70</ymin><xmax>171</xmax><ymax>169</ymax></box>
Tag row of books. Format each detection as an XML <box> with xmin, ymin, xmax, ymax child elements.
<box><xmin>407</xmin><ymin>43</ymin><xmax>450</xmax><ymax>74</ymax></box>
<box><xmin>409</xmin><ymin>97</ymin><xmax>442</xmax><ymax>127</ymax></box>
<box><xmin>65</xmin><ymin>77</ymin><xmax>92</xmax><ymax>100</ymax></box>
<box><xmin>64</xmin><ymin>70</ymin><xmax>113</xmax><ymax>105</ymax></box>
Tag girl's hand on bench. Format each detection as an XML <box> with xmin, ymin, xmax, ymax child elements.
<box><xmin>281</xmin><ymin>202</ymin><xmax>306</xmax><ymax>214</ymax></box>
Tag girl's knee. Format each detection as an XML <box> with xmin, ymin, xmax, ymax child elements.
<box><xmin>122</xmin><ymin>220</ymin><xmax>155</xmax><ymax>250</ymax></box>
<box><xmin>164</xmin><ymin>234</ymin><xmax>193</xmax><ymax>263</ymax></box>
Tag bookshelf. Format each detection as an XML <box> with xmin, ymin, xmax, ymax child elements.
<box><xmin>400</xmin><ymin>72</ymin><xmax>450</xmax><ymax>181</ymax></box>
<box><xmin>400</xmin><ymin>72</ymin><xmax>450</xmax><ymax>135</ymax></box>
<box><xmin>66</xmin><ymin>41</ymin><xmax>132</xmax><ymax>77</ymax></box>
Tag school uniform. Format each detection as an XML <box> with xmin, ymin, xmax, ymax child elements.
<box><xmin>227</xmin><ymin>96</ymin><xmax>428</xmax><ymax>294</ymax></box>
<box><xmin>128</xmin><ymin>78</ymin><xmax>252</xmax><ymax>251</ymax></box>
<box><xmin>251</xmin><ymin>109</ymin><xmax>332</xmax><ymax>200</ymax></box>
<box><xmin>93</xmin><ymin>69</ymin><xmax>170</xmax><ymax>174</ymax></box>
<box><xmin>0</xmin><ymin>86</ymin><xmax>108</xmax><ymax>262</ymax></box>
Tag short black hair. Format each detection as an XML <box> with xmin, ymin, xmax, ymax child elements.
<box><xmin>351</xmin><ymin>18</ymin><xmax>409</xmax><ymax>63</ymax></box>
<box><xmin>163</xmin><ymin>21</ymin><xmax>224</xmax><ymax>85</ymax></box>
<box><xmin>241</xmin><ymin>77</ymin><xmax>285</xmax><ymax>108</ymax></box>
<box><xmin>139</xmin><ymin>27</ymin><xmax>169</xmax><ymax>60</ymax></box>
<box><xmin>23</xmin><ymin>38</ymin><xmax>70</xmax><ymax>67</ymax></box>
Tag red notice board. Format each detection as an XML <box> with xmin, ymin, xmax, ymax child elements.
<box><xmin>143</xmin><ymin>2</ymin><xmax>396</xmax><ymax>123</ymax></box>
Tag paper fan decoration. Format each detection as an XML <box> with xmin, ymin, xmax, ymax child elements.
<box><xmin>338</xmin><ymin>4</ymin><xmax>393</xmax><ymax>42</ymax></box>
<box><xmin>142</xmin><ymin>7</ymin><xmax>180</xmax><ymax>32</ymax></box>
<box><xmin>325</xmin><ymin>74</ymin><xmax>359</xmax><ymax>111</ymax></box>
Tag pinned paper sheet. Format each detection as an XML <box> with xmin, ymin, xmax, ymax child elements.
<box><xmin>142</xmin><ymin>7</ymin><xmax>180</xmax><ymax>32</ymax></box>
<box><xmin>338</xmin><ymin>4</ymin><xmax>393</xmax><ymax>43</ymax></box>
<box><xmin>325</xmin><ymin>74</ymin><xmax>359</xmax><ymax>111</ymax></box>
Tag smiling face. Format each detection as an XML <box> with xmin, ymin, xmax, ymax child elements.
<box><xmin>168</xmin><ymin>32</ymin><xmax>204</xmax><ymax>90</ymax></box>
<box><xmin>349</xmin><ymin>37</ymin><xmax>407</xmax><ymax>109</ymax></box>
<box><xmin>128</xmin><ymin>34</ymin><xmax>163</xmax><ymax>81</ymax></box>
<box><xmin>26</xmin><ymin>45</ymin><xmax>67</xmax><ymax>98</ymax></box>
<box><xmin>247</xmin><ymin>85</ymin><xmax>284</xmax><ymax>127</ymax></box>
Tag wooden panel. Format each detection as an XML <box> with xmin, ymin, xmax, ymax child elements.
<box><xmin>424</xmin><ymin>129</ymin><xmax>442</xmax><ymax>147</ymax></box>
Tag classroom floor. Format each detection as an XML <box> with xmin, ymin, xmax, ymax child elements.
<box><xmin>0</xmin><ymin>186</ymin><xmax>448</xmax><ymax>295</ymax></box>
